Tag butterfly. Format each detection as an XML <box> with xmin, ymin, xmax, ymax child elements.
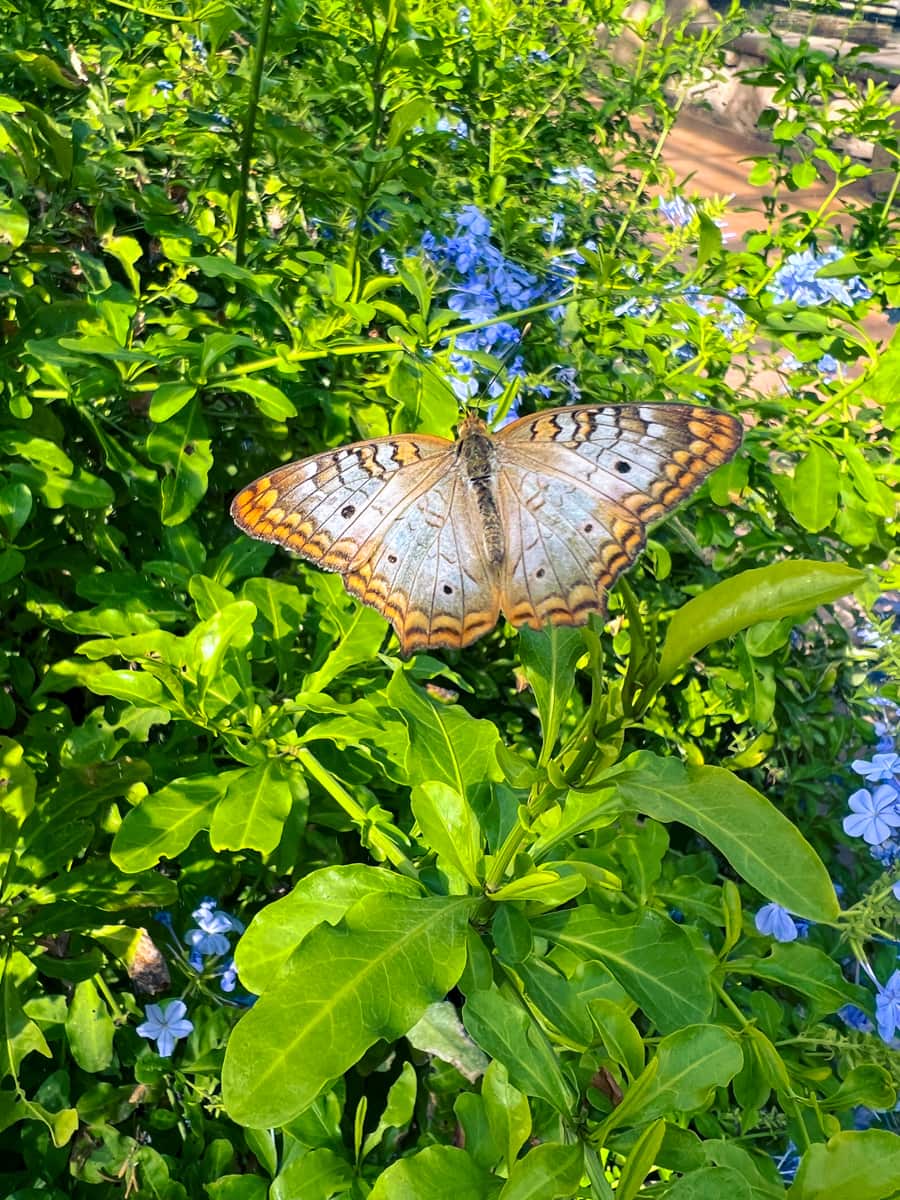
<box><xmin>231</xmin><ymin>404</ymin><xmax>742</xmax><ymax>655</ymax></box>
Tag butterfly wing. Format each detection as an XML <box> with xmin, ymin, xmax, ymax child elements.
<box><xmin>494</xmin><ymin>404</ymin><xmax>742</xmax><ymax>628</ymax></box>
<box><xmin>231</xmin><ymin>434</ymin><xmax>500</xmax><ymax>654</ymax></box>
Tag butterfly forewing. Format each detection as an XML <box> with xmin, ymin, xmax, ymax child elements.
<box><xmin>494</xmin><ymin>404</ymin><xmax>741</xmax><ymax>627</ymax></box>
<box><xmin>231</xmin><ymin>403</ymin><xmax>742</xmax><ymax>653</ymax></box>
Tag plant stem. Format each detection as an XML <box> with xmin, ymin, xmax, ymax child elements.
<box><xmin>235</xmin><ymin>0</ymin><xmax>275</xmax><ymax>266</ymax></box>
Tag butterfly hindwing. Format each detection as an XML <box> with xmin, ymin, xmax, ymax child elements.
<box><xmin>345</xmin><ymin>469</ymin><xmax>500</xmax><ymax>655</ymax></box>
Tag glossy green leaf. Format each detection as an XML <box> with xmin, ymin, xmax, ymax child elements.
<box><xmin>65</xmin><ymin>980</ymin><xmax>114</xmax><ymax>1073</ymax></box>
<box><xmin>111</xmin><ymin>775</ymin><xmax>227</xmax><ymax>872</ymax></box>
<box><xmin>210</xmin><ymin>761</ymin><xmax>297</xmax><ymax>855</ymax></box>
<box><xmin>146</xmin><ymin>397</ymin><xmax>213</xmax><ymax>525</ymax></box>
<box><xmin>517</xmin><ymin>626</ymin><xmax>585</xmax><ymax>764</ymax></box>
<box><xmin>787</xmin><ymin>1130</ymin><xmax>900</xmax><ymax>1200</ymax></box>
<box><xmin>0</xmin><ymin>738</ymin><xmax>36</xmax><ymax>826</ymax></box>
<box><xmin>387</xmin><ymin>671</ymin><xmax>502</xmax><ymax>818</ymax></box>
<box><xmin>482</xmin><ymin>1059</ymin><xmax>531</xmax><ymax>1174</ymax></box>
<box><xmin>149</xmin><ymin>382</ymin><xmax>197</xmax><ymax>423</ymax></box>
<box><xmin>656</xmin><ymin>561</ymin><xmax>864</xmax><ymax>685</ymax></box>
<box><xmin>727</xmin><ymin>943</ymin><xmax>869</xmax><ymax>1020</ymax></box>
<box><xmin>411</xmin><ymin>781</ymin><xmax>483</xmax><ymax>889</ymax></box>
<box><xmin>362</xmin><ymin>1061</ymin><xmax>417</xmax><ymax>1160</ymax></box>
<box><xmin>607</xmin><ymin>752</ymin><xmax>838</xmax><ymax>920</ymax></box>
<box><xmin>0</xmin><ymin>482</ymin><xmax>32</xmax><ymax>539</ymax></box>
<box><xmin>303</xmin><ymin>574</ymin><xmax>387</xmax><ymax>693</ymax></box>
<box><xmin>498</xmin><ymin>1141</ymin><xmax>584</xmax><ymax>1199</ymax></box>
<box><xmin>225</xmin><ymin>377</ymin><xmax>298</xmax><ymax>421</ymax></box>
<box><xmin>665</xmin><ymin>1167</ymin><xmax>754</xmax><ymax>1199</ymax></box>
<box><xmin>534</xmin><ymin>905</ymin><xmax>714</xmax><ymax>1032</ymax></box>
<box><xmin>222</xmin><ymin>894</ymin><xmax>474</xmax><ymax>1127</ymax></box>
<box><xmin>615</xmin><ymin>1118</ymin><xmax>666</xmax><ymax>1200</ymax></box>
<box><xmin>462</xmin><ymin>986</ymin><xmax>578</xmax><ymax>1114</ymax></box>
<box><xmin>270</xmin><ymin>1148</ymin><xmax>353</xmax><ymax>1200</ymax></box>
<box><xmin>369</xmin><ymin>1145</ymin><xmax>495</xmax><ymax>1200</ymax></box>
<box><xmin>235</xmin><ymin>865</ymin><xmax>422</xmax><ymax>993</ymax></box>
<box><xmin>788</xmin><ymin>445</ymin><xmax>838</xmax><ymax>532</ymax></box>
<box><xmin>605</xmin><ymin>1025</ymin><xmax>743</xmax><ymax>1132</ymax></box>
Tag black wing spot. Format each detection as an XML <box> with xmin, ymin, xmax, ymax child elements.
<box><xmin>442</xmin><ymin>584</ymin><xmax>453</xmax><ymax>596</ymax></box>
<box><xmin>536</xmin><ymin>568</ymin><xmax>545</xmax><ymax>580</ymax></box>
<box><xmin>584</xmin><ymin>522</ymin><xmax>594</xmax><ymax>533</ymax></box>
<box><xmin>388</xmin><ymin>553</ymin><xmax>398</xmax><ymax>564</ymax></box>
<box><xmin>341</xmin><ymin>504</ymin><xmax>356</xmax><ymax>519</ymax></box>
<box><xmin>614</xmin><ymin>461</ymin><xmax>631</xmax><ymax>474</ymax></box>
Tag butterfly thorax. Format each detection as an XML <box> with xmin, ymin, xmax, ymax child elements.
<box><xmin>458</xmin><ymin>417</ymin><xmax>505</xmax><ymax>566</ymax></box>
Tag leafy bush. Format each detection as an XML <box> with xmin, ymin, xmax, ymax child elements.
<box><xmin>0</xmin><ymin>0</ymin><xmax>898</xmax><ymax>1195</ymax></box>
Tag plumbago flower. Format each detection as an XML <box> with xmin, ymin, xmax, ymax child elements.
<box><xmin>754</xmin><ymin>902</ymin><xmax>809</xmax><ymax>942</ymax></box>
<box><xmin>154</xmin><ymin>897</ymin><xmax>251</xmax><ymax>1000</ymax></box>
<box><xmin>768</xmin><ymin>246</ymin><xmax>871</xmax><ymax>307</ymax></box>
<box><xmin>843</xmin><ymin>786</ymin><xmax>900</xmax><ymax>846</ymax></box>
<box><xmin>782</xmin><ymin>352</ymin><xmax>840</xmax><ymax>381</ymax></box>
<box><xmin>136</xmin><ymin>999</ymin><xmax>193</xmax><ymax>1058</ymax></box>
<box><xmin>875</xmin><ymin>971</ymin><xmax>900</xmax><ymax>1043</ymax></box>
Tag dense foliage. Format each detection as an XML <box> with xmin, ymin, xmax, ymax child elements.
<box><xmin>0</xmin><ymin>0</ymin><xmax>898</xmax><ymax>1195</ymax></box>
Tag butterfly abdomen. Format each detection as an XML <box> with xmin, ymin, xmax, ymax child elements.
<box><xmin>459</xmin><ymin>425</ymin><xmax>505</xmax><ymax>566</ymax></box>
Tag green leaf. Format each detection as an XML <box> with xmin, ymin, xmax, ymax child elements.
<box><xmin>787</xmin><ymin>1130</ymin><xmax>900</xmax><ymax>1200</ymax></box>
<box><xmin>362</xmin><ymin>1060</ymin><xmax>418</xmax><ymax>1160</ymax></box>
<box><xmin>111</xmin><ymin>775</ymin><xmax>227</xmax><ymax>872</ymax></box>
<box><xmin>534</xmin><ymin>905</ymin><xmax>714</xmax><ymax>1032</ymax></box>
<box><xmin>65</xmin><ymin>980</ymin><xmax>114</xmax><ymax>1072</ymax></box>
<box><xmin>728</xmin><ymin>943</ymin><xmax>869</xmax><ymax>1021</ymax></box>
<box><xmin>0</xmin><ymin>482</ymin><xmax>32</xmax><ymax>539</ymax></box>
<box><xmin>235</xmin><ymin>865</ymin><xmax>422</xmax><ymax>994</ymax></box>
<box><xmin>387</xmin><ymin>671</ymin><xmax>502</xmax><ymax>820</ymax></box>
<box><xmin>696</xmin><ymin>213</ymin><xmax>722</xmax><ymax>270</ymax></box>
<box><xmin>862</xmin><ymin>324</ymin><xmax>900</xmax><ymax>406</ymax></box>
<box><xmin>270</xmin><ymin>1148</ymin><xmax>353</xmax><ymax>1200</ymax></box>
<box><xmin>788</xmin><ymin>446</ymin><xmax>839</xmax><ymax>532</ymax></box>
<box><xmin>517</xmin><ymin>626</ymin><xmax>584</xmax><ymax>765</ymax></box>
<box><xmin>820</xmin><ymin>1064</ymin><xmax>895</xmax><ymax>1112</ymax></box>
<box><xmin>303</xmin><ymin>574</ymin><xmax>387</xmax><ymax>692</ymax></box>
<box><xmin>406</xmin><ymin>1001</ymin><xmax>490</xmax><ymax>1082</ymax></box>
<box><xmin>589</xmin><ymin>998</ymin><xmax>645</xmax><ymax>1081</ymax></box>
<box><xmin>462</xmin><ymin>986</ymin><xmax>578</xmax><ymax>1114</ymax></box>
<box><xmin>224</xmin><ymin>377</ymin><xmax>298</xmax><ymax>422</ymax></box>
<box><xmin>615</xmin><ymin>1118</ymin><xmax>667</xmax><ymax>1200</ymax></box>
<box><xmin>210</xmin><ymin>761</ymin><xmax>297</xmax><ymax>855</ymax></box>
<box><xmin>190</xmin><ymin>599</ymin><xmax>256</xmax><ymax>706</ymax></box>
<box><xmin>607</xmin><ymin>753</ymin><xmax>839</xmax><ymax>921</ymax></box>
<box><xmin>605</xmin><ymin>1025</ymin><xmax>743</xmax><ymax>1133</ymax></box>
<box><xmin>498</xmin><ymin>1142</ymin><xmax>584</xmax><ymax>1199</ymax></box>
<box><xmin>149</xmin><ymin>383</ymin><xmax>197</xmax><ymax>423</ymax></box>
<box><xmin>222</xmin><ymin>894</ymin><xmax>474</xmax><ymax>1127</ymax></box>
<box><xmin>146</xmin><ymin>397</ymin><xmax>213</xmax><ymax>525</ymax></box>
<box><xmin>0</xmin><ymin>194</ymin><xmax>29</xmax><ymax>260</ymax></box>
<box><xmin>656</xmin><ymin>561</ymin><xmax>864</xmax><ymax>686</ymax></box>
<box><xmin>665</xmin><ymin>1167</ymin><xmax>754</xmax><ymax>1199</ymax></box>
<box><xmin>0</xmin><ymin>737</ymin><xmax>36</xmax><ymax>826</ymax></box>
<box><xmin>369</xmin><ymin>1145</ymin><xmax>495</xmax><ymax>1200</ymax></box>
<box><xmin>482</xmin><ymin>1059</ymin><xmax>531</xmax><ymax>1174</ymax></box>
<box><xmin>411</xmin><ymin>781</ymin><xmax>483</xmax><ymax>889</ymax></box>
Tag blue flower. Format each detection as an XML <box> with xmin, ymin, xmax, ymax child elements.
<box><xmin>555</xmin><ymin>366</ymin><xmax>581</xmax><ymax>402</ymax></box>
<box><xmin>893</xmin><ymin>880</ymin><xmax>900</xmax><ymax>901</ymax></box>
<box><xmin>870</xmin><ymin>838</ymin><xmax>900</xmax><ymax>867</ymax></box>
<box><xmin>436</xmin><ymin>115</ymin><xmax>468</xmax><ymax>139</ymax></box>
<box><xmin>768</xmin><ymin>247</ymin><xmax>871</xmax><ymax>308</ymax></box>
<box><xmin>755</xmin><ymin>902</ymin><xmax>800</xmax><ymax>942</ymax></box>
<box><xmin>772</xmin><ymin>1142</ymin><xmax>800</xmax><ymax>1184</ymax></box>
<box><xmin>185</xmin><ymin>897</ymin><xmax>244</xmax><ymax>959</ymax></box>
<box><xmin>220</xmin><ymin>958</ymin><xmax>239</xmax><ymax>993</ymax></box>
<box><xmin>844</xmin><ymin>786</ymin><xmax>900</xmax><ymax>845</ymax></box>
<box><xmin>851</xmin><ymin>753</ymin><xmax>900</xmax><ymax>782</ymax></box>
<box><xmin>549</xmin><ymin>164</ymin><xmax>598</xmax><ymax>193</ymax></box>
<box><xmin>658</xmin><ymin>195</ymin><xmax>696</xmax><ymax>228</ymax></box>
<box><xmin>136</xmin><ymin>1000</ymin><xmax>193</xmax><ymax>1058</ymax></box>
<box><xmin>875</xmin><ymin>970</ymin><xmax>900</xmax><ymax>1043</ymax></box>
<box><xmin>782</xmin><ymin>352</ymin><xmax>840</xmax><ymax>381</ymax></box>
<box><xmin>839</xmin><ymin>1004</ymin><xmax>874</xmax><ymax>1033</ymax></box>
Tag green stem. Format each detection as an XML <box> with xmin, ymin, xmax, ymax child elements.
<box><xmin>235</xmin><ymin>0</ymin><xmax>275</xmax><ymax>266</ymax></box>
<box><xmin>293</xmin><ymin>747</ymin><xmax>419</xmax><ymax>879</ymax></box>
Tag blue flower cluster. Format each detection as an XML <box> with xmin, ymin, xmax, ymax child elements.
<box><xmin>657</xmin><ymin>195</ymin><xmax>697</xmax><ymax>228</ymax></box>
<box><xmin>768</xmin><ymin>247</ymin><xmax>871</xmax><ymax>307</ymax></box>
<box><xmin>154</xmin><ymin>896</ymin><xmax>250</xmax><ymax>999</ymax></box>
<box><xmin>421</xmin><ymin>205</ymin><xmax>551</xmax><ymax>402</ymax></box>
<box><xmin>549</xmin><ymin>164</ymin><xmax>598</xmax><ymax>193</ymax></box>
<box><xmin>843</xmin><ymin>738</ymin><xmax>900</xmax><ymax>859</ymax></box>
